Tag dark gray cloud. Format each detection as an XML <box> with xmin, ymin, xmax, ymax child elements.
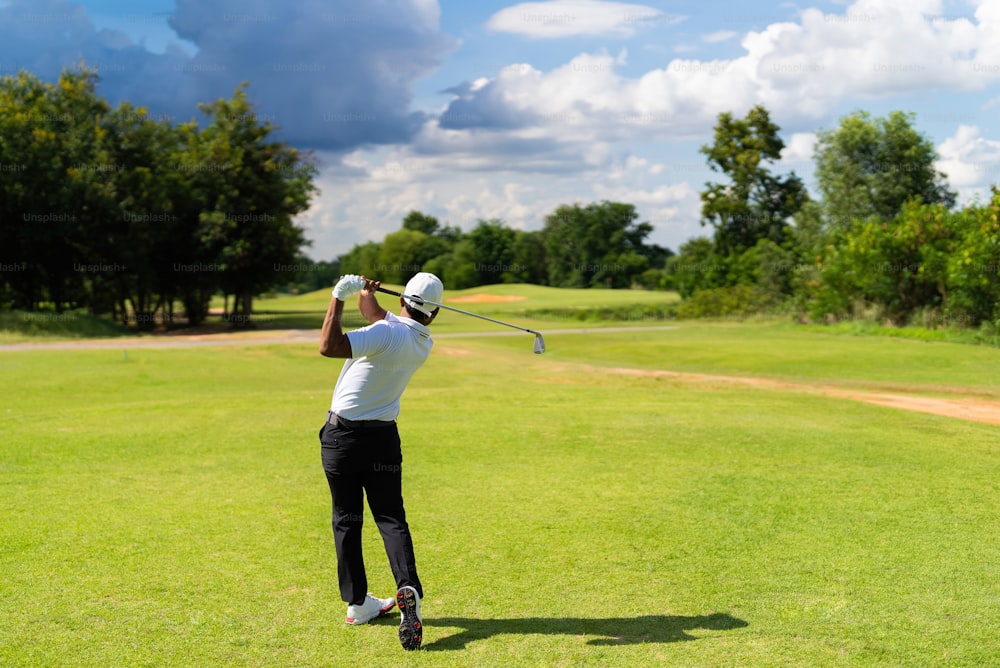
<box><xmin>0</xmin><ymin>0</ymin><xmax>167</xmax><ymax>84</ymax></box>
<box><xmin>0</xmin><ymin>0</ymin><xmax>457</xmax><ymax>150</ymax></box>
<box><xmin>437</xmin><ymin>79</ymin><xmax>535</xmax><ymax>130</ymax></box>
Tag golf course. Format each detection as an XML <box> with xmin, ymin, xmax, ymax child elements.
<box><xmin>2</xmin><ymin>285</ymin><xmax>999</xmax><ymax>666</ymax></box>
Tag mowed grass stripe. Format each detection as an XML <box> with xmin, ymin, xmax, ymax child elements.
<box><xmin>445</xmin><ymin>320</ymin><xmax>1000</xmax><ymax>395</ymax></box>
<box><xmin>2</xmin><ymin>335</ymin><xmax>999</xmax><ymax>666</ymax></box>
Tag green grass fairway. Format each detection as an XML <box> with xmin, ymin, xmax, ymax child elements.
<box><xmin>526</xmin><ymin>320</ymin><xmax>1000</xmax><ymax>395</ymax></box>
<box><xmin>3</xmin><ymin>327</ymin><xmax>999</xmax><ymax>666</ymax></box>
<box><xmin>229</xmin><ymin>283</ymin><xmax>680</xmax><ymax>332</ymax></box>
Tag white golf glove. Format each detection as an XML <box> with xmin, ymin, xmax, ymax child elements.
<box><xmin>332</xmin><ymin>274</ymin><xmax>365</xmax><ymax>300</ymax></box>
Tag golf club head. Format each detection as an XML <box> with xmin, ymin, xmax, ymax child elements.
<box><xmin>533</xmin><ymin>333</ymin><xmax>545</xmax><ymax>354</ymax></box>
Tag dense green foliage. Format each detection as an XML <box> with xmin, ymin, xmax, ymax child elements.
<box><xmin>0</xmin><ymin>68</ymin><xmax>317</xmax><ymax>327</ymax></box>
<box><xmin>700</xmin><ymin>105</ymin><xmax>808</xmax><ymax>253</ymax></box>
<box><xmin>341</xmin><ymin>202</ymin><xmax>672</xmax><ymax>290</ymax></box>
<box><xmin>808</xmin><ymin>191</ymin><xmax>1000</xmax><ymax>326</ymax></box>
<box><xmin>668</xmin><ymin>107</ymin><xmax>998</xmax><ymax>333</ymax></box>
<box><xmin>814</xmin><ymin>110</ymin><xmax>957</xmax><ymax>225</ymax></box>
<box><xmin>665</xmin><ymin>106</ymin><xmax>808</xmax><ymax>305</ymax></box>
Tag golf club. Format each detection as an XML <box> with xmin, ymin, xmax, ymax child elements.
<box><xmin>376</xmin><ymin>286</ymin><xmax>546</xmax><ymax>354</ymax></box>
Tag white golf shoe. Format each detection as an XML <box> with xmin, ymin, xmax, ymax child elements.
<box><xmin>396</xmin><ymin>586</ymin><xmax>423</xmax><ymax>651</ymax></box>
<box><xmin>345</xmin><ymin>593</ymin><xmax>395</xmax><ymax>625</ymax></box>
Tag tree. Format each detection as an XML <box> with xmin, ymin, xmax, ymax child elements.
<box><xmin>188</xmin><ymin>85</ymin><xmax>317</xmax><ymax>323</ymax></box>
<box><xmin>0</xmin><ymin>68</ymin><xmax>319</xmax><ymax>328</ymax></box>
<box><xmin>338</xmin><ymin>242</ymin><xmax>382</xmax><ymax>277</ymax></box>
<box><xmin>666</xmin><ymin>237</ymin><xmax>725</xmax><ymax>298</ymax></box>
<box><xmin>507</xmin><ymin>230</ymin><xmax>547</xmax><ymax>284</ymax></box>
<box><xmin>467</xmin><ymin>219</ymin><xmax>516</xmax><ymax>285</ymax></box>
<box><xmin>422</xmin><ymin>239</ymin><xmax>478</xmax><ymax>289</ymax></box>
<box><xmin>378</xmin><ymin>229</ymin><xmax>429</xmax><ymax>284</ymax></box>
<box><xmin>812</xmin><ymin>201</ymin><xmax>965</xmax><ymax>323</ymax></box>
<box><xmin>787</xmin><ymin>200</ymin><xmax>827</xmax><ymax>312</ymax></box>
<box><xmin>542</xmin><ymin>201</ymin><xmax>654</xmax><ymax>288</ymax></box>
<box><xmin>92</xmin><ymin>102</ymin><xmax>188</xmax><ymax>328</ymax></box>
<box><xmin>377</xmin><ymin>228</ymin><xmax>448</xmax><ymax>284</ymax></box>
<box><xmin>700</xmin><ymin>105</ymin><xmax>808</xmax><ymax>254</ymax></box>
<box><xmin>746</xmin><ymin>238</ymin><xmax>798</xmax><ymax>300</ymax></box>
<box><xmin>401</xmin><ymin>210</ymin><xmax>440</xmax><ymax>236</ymax></box>
<box><xmin>0</xmin><ymin>68</ymin><xmax>109</xmax><ymax>311</ymax></box>
<box><xmin>279</xmin><ymin>254</ymin><xmax>339</xmax><ymax>295</ymax></box>
<box><xmin>945</xmin><ymin>188</ymin><xmax>1000</xmax><ymax>327</ymax></box>
<box><xmin>814</xmin><ymin>110</ymin><xmax>956</xmax><ymax>226</ymax></box>
<box><xmin>168</xmin><ymin>117</ymin><xmax>225</xmax><ymax>326</ymax></box>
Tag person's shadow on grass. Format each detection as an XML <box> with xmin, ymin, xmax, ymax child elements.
<box><xmin>410</xmin><ymin>612</ymin><xmax>748</xmax><ymax>651</ymax></box>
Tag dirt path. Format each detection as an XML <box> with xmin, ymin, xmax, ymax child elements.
<box><xmin>598</xmin><ymin>366</ymin><xmax>1000</xmax><ymax>427</ymax></box>
<box><xmin>4</xmin><ymin>326</ymin><xmax>999</xmax><ymax>426</ymax></box>
<box><xmin>437</xmin><ymin>343</ymin><xmax>1000</xmax><ymax>426</ymax></box>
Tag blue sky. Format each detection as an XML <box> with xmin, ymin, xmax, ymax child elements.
<box><xmin>2</xmin><ymin>0</ymin><xmax>999</xmax><ymax>260</ymax></box>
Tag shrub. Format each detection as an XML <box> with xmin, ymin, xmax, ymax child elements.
<box><xmin>675</xmin><ymin>285</ymin><xmax>780</xmax><ymax>319</ymax></box>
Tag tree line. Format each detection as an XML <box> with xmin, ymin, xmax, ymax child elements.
<box><xmin>0</xmin><ymin>67</ymin><xmax>316</xmax><ymax>327</ymax></box>
<box><xmin>4</xmin><ymin>64</ymin><xmax>998</xmax><ymax>332</ymax></box>
<box><xmin>670</xmin><ymin>105</ymin><xmax>999</xmax><ymax>329</ymax></box>
<box><xmin>333</xmin><ymin>205</ymin><xmax>672</xmax><ymax>292</ymax></box>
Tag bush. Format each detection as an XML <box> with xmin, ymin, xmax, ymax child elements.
<box><xmin>523</xmin><ymin>304</ymin><xmax>677</xmax><ymax>322</ymax></box>
<box><xmin>675</xmin><ymin>285</ymin><xmax>781</xmax><ymax>319</ymax></box>
<box><xmin>524</xmin><ymin>303</ymin><xmax>677</xmax><ymax>323</ymax></box>
<box><xmin>808</xmin><ymin>199</ymin><xmax>985</xmax><ymax>324</ymax></box>
<box><xmin>633</xmin><ymin>268</ymin><xmax>673</xmax><ymax>290</ymax></box>
<box><xmin>0</xmin><ymin>309</ymin><xmax>130</xmax><ymax>339</ymax></box>
<box><xmin>944</xmin><ymin>191</ymin><xmax>1000</xmax><ymax>327</ymax></box>
<box><xmin>666</xmin><ymin>237</ymin><xmax>726</xmax><ymax>298</ymax></box>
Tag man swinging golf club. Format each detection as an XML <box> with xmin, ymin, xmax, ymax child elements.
<box><xmin>318</xmin><ymin>271</ymin><xmax>443</xmax><ymax>651</ymax></box>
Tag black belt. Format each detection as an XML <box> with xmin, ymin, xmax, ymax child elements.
<box><xmin>327</xmin><ymin>411</ymin><xmax>395</xmax><ymax>430</ymax></box>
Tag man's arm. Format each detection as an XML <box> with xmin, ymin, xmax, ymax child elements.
<box><xmin>358</xmin><ymin>276</ymin><xmax>388</xmax><ymax>324</ymax></box>
<box><xmin>319</xmin><ymin>297</ymin><xmax>352</xmax><ymax>358</ymax></box>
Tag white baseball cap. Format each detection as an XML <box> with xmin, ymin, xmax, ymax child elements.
<box><xmin>402</xmin><ymin>272</ymin><xmax>444</xmax><ymax>316</ymax></box>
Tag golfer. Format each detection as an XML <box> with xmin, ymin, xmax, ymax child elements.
<box><xmin>318</xmin><ymin>271</ymin><xmax>443</xmax><ymax>652</ymax></box>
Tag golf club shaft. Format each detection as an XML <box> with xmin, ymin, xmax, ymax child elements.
<box><xmin>376</xmin><ymin>287</ymin><xmax>540</xmax><ymax>336</ymax></box>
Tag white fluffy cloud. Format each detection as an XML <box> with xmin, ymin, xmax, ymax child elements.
<box><xmin>281</xmin><ymin>0</ymin><xmax>1000</xmax><ymax>260</ymax></box>
<box><xmin>936</xmin><ymin>125</ymin><xmax>1000</xmax><ymax>202</ymax></box>
<box><xmin>445</xmin><ymin>0</ymin><xmax>1000</xmax><ymax>141</ymax></box>
<box><xmin>779</xmin><ymin>132</ymin><xmax>819</xmax><ymax>164</ymax></box>
<box><xmin>485</xmin><ymin>0</ymin><xmax>677</xmax><ymax>39</ymax></box>
<box><xmin>438</xmin><ymin>48</ymin><xmax>727</xmax><ymax>141</ymax></box>
<box><xmin>300</xmin><ymin>141</ymin><xmax>704</xmax><ymax>259</ymax></box>
<box><xmin>304</xmin><ymin>0</ymin><xmax>1000</xmax><ymax>257</ymax></box>
<box><xmin>280</xmin><ymin>0</ymin><xmax>1000</xmax><ymax>259</ymax></box>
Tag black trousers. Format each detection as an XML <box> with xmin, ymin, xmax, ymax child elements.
<box><xmin>320</xmin><ymin>416</ymin><xmax>423</xmax><ymax>604</ymax></box>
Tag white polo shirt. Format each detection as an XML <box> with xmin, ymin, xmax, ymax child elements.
<box><xmin>329</xmin><ymin>311</ymin><xmax>433</xmax><ymax>421</ymax></box>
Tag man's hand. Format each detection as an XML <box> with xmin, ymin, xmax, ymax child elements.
<box><xmin>358</xmin><ymin>276</ymin><xmax>388</xmax><ymax>324</ymax></box>
<box><xmin>332</xmin><ymin>274</ymin><xmax>365</xmax><ymax>301</ymax></box>
<box><xmin>360</xmin><ymin>276</ymin><xmax>381</xmax><ymax>297</ymax></box>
